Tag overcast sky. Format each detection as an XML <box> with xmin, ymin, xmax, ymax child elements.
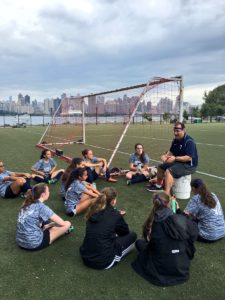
<box><xmin>0</xmin><ymin>0</ymin><xmax>225</xmax><ymax>104</ymax></box>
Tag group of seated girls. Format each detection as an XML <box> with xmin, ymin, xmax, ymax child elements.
<box><xmin>1</xmin><ymin>146</ymin><xmax>225</xmax><ymax>287</ymax></box>
<box><xmin>15</xmin><ymin>166</ymin><xmax>225</xmax><ymax>287</ymax></box>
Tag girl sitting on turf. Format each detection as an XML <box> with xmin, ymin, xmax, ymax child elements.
<box><xmin>82</xmin><ymin>149</ymin><xmax>117</xmax><ymax>183</ymax></box>
<box><xmin>64</xmin><ymin>167</ymin><xmax>100</xmax><ymax>217</ymax></box>
<box><xmin>126</xmin><ymin>143</ymin><xmax>151</xmax><ymax>185</ymax></box>
<box><xmin>80</xmin><ymin>187</ymin><xmax>137</xmax><ymax>270</ymax></box>
<box><xmin>132</xmin><ymin>192</ymin><xmax>198</xmax><ymax>286</ymax></box>
<box><xmin>16</xmin><ymin>183</ymin><xmax>72</xmax><ymax>251</ymax></box>
<box><xmin>32</xmin><ymin>149</ymin><xmax>64</xmax><ymax>184</ymax></box>
<box><xmin>60</xmin><ymin>157</ymin><xmax>85</xmax><ymax>201</ymax></box>
<box><xmin>0</xmin><ymin>160</ymin><xmax>32</xmax><ymax>198</ymax></box>
<box><xmin>184</xmin><ymin>178</ymin><xmax>225</xmax><ymax>243</ymax></box>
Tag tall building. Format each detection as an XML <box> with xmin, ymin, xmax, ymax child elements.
<box><xmin>18</xmin><ymin>93</ymin><xmax>24</xmax><ymax>106</ymax></box>
<box><xmin>88</xmin><ymin>95</ymin><xmax>96</xmax><ymax>114</ymax></box>
<box><xmin>24</xmin><ymin>95</ymin><xmax>30</xmax><ymax>105</ymax></box>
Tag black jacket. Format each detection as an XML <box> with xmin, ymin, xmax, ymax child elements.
<box><xmin>132</xmin><ymin>213</ymin><xmax>198</xmax><ymax>286</ymax></box>
<box><xmin>80</xmin><ymin>205</ymin><xmax>129</xmax><ymax>269</ymax></box>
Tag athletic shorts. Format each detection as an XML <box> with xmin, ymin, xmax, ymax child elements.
<box><xmin>158</xmin><ymin>162</ymin><xmax>196</xmax><ymax>179</ymax></box>
<box><xmin>4</xmin><ymin>185</ymin><xmax>19</xmax><ymax>198</ymax></box>
<box><xmin>19</xmin><ymin>230</ymin><xmax>50</xmax><ymax>251</ymax></box>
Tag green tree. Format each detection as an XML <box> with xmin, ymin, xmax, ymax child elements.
<box><xmin>183</xmin><ymin>110</ymin><xmax>189</xmax><ymax>120</ymax></box>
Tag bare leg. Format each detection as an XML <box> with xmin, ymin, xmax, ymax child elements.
<box><xmin>10</xmin><ymin>178</ymin><xmax>26</xmax><ymax>194</ymax></box>
<box><xmin>156</xmin><ymin>167</ymin><xmax>165</xmax><ymax>185</ymax></box>
<box><xmin>75</xmin><ymin>194</ymin><xmax>97</xmax><ymax>215</ymax></box>
<box><xmin>126</xmin><ymin>171</ymin><xmax>136</xmax><ymax>180</ymax></box>
<box><xmin>49</xmin><ymin>221</ymin><xmax>71</xmax><ymax>244</ymax></box>
<box><xmin>164</xmin><ymin>169</ymin><xmax>174</xmax><ymax>196</ymax></box>
<box><xmin>51</xmin><ymin>169</ymin><xmax>64</xmax><ymax>178</ymax></box>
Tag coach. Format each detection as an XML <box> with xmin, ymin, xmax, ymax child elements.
<box><xmin>147</xmin><ymin>121</ymin><xmax>198</xmax><ymax>195</ymax></box>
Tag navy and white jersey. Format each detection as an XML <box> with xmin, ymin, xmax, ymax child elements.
<box><xmin>185</xmin><ymin>193</ymin><xmax>225</xmax><ymax>241</ymax></box>
<box><xmin>0</xmin><ymin>170</ymin><xmax>12</xmax><ymax>197</ymax></box>
<box><xmin>64</xmin><ymin>180</ymin><xmax>86</xmax><ymax>213</ymax></box>
<box><xmin>170</xmin><ymin>134</ymin><xmax>198</xmax><ymax>167</ymax></box>
<box><xmin>32</xmin><ymin>158</ymin><xmax>56</xmax><ymax>175</ymax></box>
<box><xmin>84</xmin><ymin>157</ymin><xmax>98</xmax><ymax>170</ymax></box>
<box><xmin>16</xmin><ymin>201</ymin><xmax>54</xmax><ymax>249</ymax></box>
<box><xmin>128</xmin><ymin>153</ymin><xmax>150</xmax><ymax>168</ymax></box>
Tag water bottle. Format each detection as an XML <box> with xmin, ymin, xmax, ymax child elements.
<box><xmin>171</xmin><ymin>199</ymin><xmax>177</xmax><ymax>214</ymax></box>
<box><xmin>92</xmin><ymin>182</ymin><xmax>97</xmax><ymax>189</ymax></box>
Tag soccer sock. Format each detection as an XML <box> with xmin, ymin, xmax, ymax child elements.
<box><xmin>55</xmin><ymin>171</ymin><xmax>64</xmax><ymax>181</ymax></box>
<box><xmin>21</xmin><ymin>179</ymin><xmax>32</xmax><ymax>193</ymax></box>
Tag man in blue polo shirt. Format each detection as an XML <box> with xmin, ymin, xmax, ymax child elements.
<box><xmin>147</xmin><ymin>121</ymin><xmax>198</xmax><ymax>195</ymax></box>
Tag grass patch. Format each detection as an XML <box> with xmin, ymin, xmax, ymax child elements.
<box><xmin>0</xmin><ymin>123</ymin><xmax>225</xmax><ymax>299</ymax></box>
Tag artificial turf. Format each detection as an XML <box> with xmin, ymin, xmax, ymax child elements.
<box><xmin>0</xmin><ymin>123</ymin><xmax>225</xmax><ymax>299</ymax></box>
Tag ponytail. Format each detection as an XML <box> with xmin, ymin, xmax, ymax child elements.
<box><xmin>61</xmin><ymin>157</ymin><xmax>84</xmax><ymax>183</ymax></box>
<box><xmin>65</xmin><ymin>167</ymin><xmax>86</xmax><ymax>191</ymax></box>
<box><xmin>191</xmin><ymin>178</ymin><xmax>216</xmax><ymax>208</ymax></box>
<box><xmin>86</xmin><ymin>187</ymin><xmax>118</xmax><ymax>220</ymax></box>
<box><xmin>143</xmin><ymin>192</ymin><xmax>170</xmax><ymax>241</ymax></box>
<box><xmin>22</xmin><ymin>183</ymin><xmax>47</xmax><ymax>209</ymax></box>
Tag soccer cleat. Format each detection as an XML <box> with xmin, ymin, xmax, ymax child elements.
<box><xmin>65</xmin><ymin>226</ymin><xmax>74</xmax><ymax>234</ymax></box>
<box><xmin>146</xmin><ymin>185</ymin><xmax>164</xmax><ymax>192</ymax></box>
<box><xmin>48</xmin><ymin>178</ymin><xmax>57</xmax><ymax>184</ymax></box>
<box><xmin>126</xmin><ymin>180</ymin><xmax>131</xmax><ymax>185</ymax></box>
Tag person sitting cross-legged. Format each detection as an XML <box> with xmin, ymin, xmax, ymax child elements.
<box><xmin>126</xmin><ymin>143</ymin><xmax>150</xmax><ymax>185</ymax></box>
<box><xmin>32</xmin><ymin>149</ymin><xmax>64</xmax><ymax>184</ymax></box>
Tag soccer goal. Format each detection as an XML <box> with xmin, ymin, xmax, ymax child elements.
<box><xmin>36</xmin><ymin>76</ymin><xmax>183</xmax><ymax>166</ymax></box>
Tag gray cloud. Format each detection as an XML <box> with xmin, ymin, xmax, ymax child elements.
<box><xmin>0</xmin><ymin>0</ymin><xmax>225</xmax><ymax>101</ymax></box>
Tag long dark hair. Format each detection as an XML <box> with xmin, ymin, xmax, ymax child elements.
<box><xmin>61</xmin><ymin>158</ymin><xmax>84</xmax><ymax>183</ymax></box>
<box><xmin>22</xmin><ymin>183</ymin><xmax>47</xmax><ymax>209</ymax></box>
<box><xmin>40</xmin><ymin>149</ymin><xmax>51</xmax><ymax>159</ymax></box>
<box><xmin>143</xmin><ymin>192</ymin><xmax>170</xmax><ymax>242</ymax></box>
<box><xmin>191</xmin><ymin>178</ymin><xmax>216</xmax><ymax>208</ymax></box>
<box><xmin>86</xmin><ymin>187</ymin><xmax>117</xmax><ymax>220</ymax></box>
<box><xmin>65</xmin><ymin>167</ymin><xmax>86</xmax><ymax>191</ymax></box>
<box><xmin>135</xmin><ymin>143</ymin><xmax>146</xmax><ymax>163</ymax></box>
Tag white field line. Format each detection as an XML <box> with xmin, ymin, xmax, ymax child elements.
<box><xmin>12</xmin><ymin>129</ymin><xmax>225</xmax><ymax>180</ymax></box>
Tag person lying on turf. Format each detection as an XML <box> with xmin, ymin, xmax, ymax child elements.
<box><xmin>0</xmin><ymin>160</ymin><xmax>32</xmax><ymax>198</ymax></box>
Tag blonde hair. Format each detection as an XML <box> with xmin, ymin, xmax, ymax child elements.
<box><xmin>22</xmin><ymin>183</ymin><xmax>48</xmax><ymax>209</ymax></box>
<box><xmin>86</xmin><ymin>187</ymin><xmax>117</xmax><ymax>220</ymax></box>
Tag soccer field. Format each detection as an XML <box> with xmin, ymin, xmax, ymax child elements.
<box><xmin>0</xmin><ymin>123</ymin><xmax>225</xmax><ymax>299</ymax></box>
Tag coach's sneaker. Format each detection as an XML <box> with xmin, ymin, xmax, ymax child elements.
<box><xmin>146</xmin><ymin>184</ymin><xmax>164</xmax><ymax>192</ymax></box>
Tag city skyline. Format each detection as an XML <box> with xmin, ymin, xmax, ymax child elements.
<box><xmin>0</xmin><ymin>1</ymin><xmax>224</xmax><ymax>104</ymax></box>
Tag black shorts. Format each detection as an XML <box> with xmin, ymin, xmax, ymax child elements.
<box><xmin>4</xmin><ymin>185</ymin><xmax>19</xmax><ymax>198</ymax></box>
<box><xmin>20</xmin><ymin>230</ymin><xmax>50</xmax><ymax>251</ymax></box>
<box><xmin>158</xmin><ymin>162</ymin><xmax>196</xmax><ymax>179</ymax></box>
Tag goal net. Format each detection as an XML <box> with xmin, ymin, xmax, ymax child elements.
<box><xmin>37</xmin><ymin>76</ymin><xmax>183</xmax><ymax>167</ymax></box>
